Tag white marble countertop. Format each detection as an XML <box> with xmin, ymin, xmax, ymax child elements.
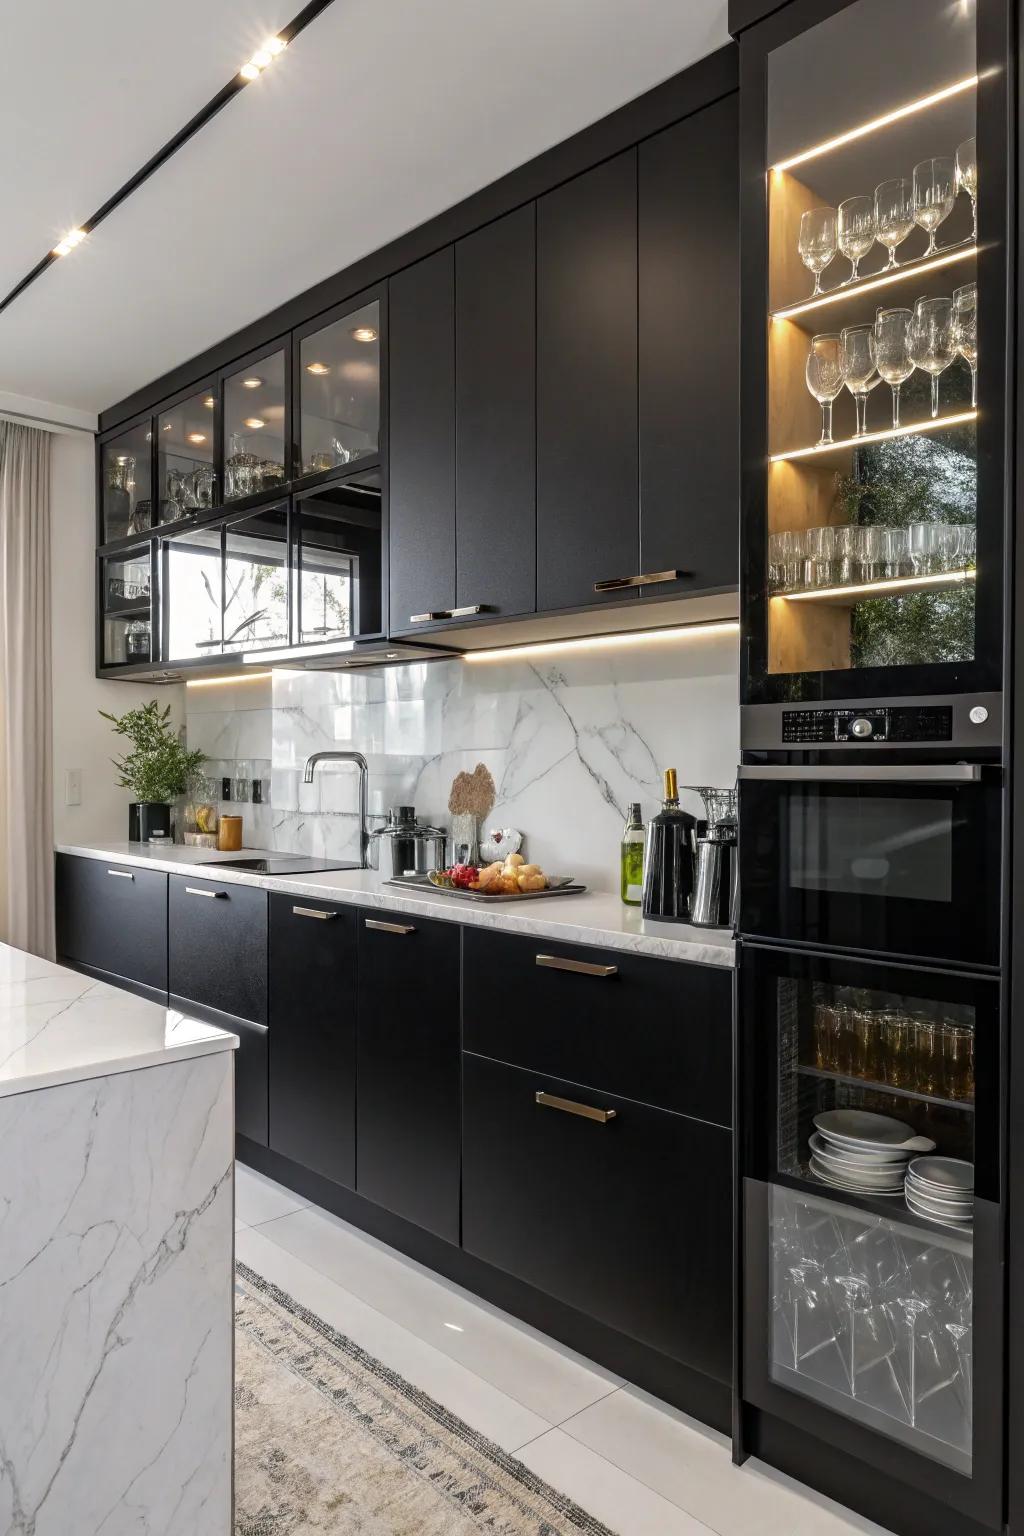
<box><xmin>56</xmin><ymin>842</ymin><xmax>736</xmax><ymax>967</ymax></box>
<box><xmin>0</xmin><ymin>943</ymin><xmax>238</xmax><ymax>1100</ymax></box>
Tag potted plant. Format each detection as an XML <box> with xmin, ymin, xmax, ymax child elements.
<box><xmin>100</xmin><ymin>700</ymin><xmax>206</xmax><ymax>842</ymax></box>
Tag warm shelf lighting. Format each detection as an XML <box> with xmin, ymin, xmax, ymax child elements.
<box><xmin>187</xmin><ymin>432</ymin><xmax>207</xmax><ymax>445</ymax></box>
<box><xmin>780</xmin><ymin>569</ymin><xmax>976</xmax><ymax>603</ymax></box>
<box><xmin>305</xmin><ymin>361</ymin><xmax>330</xmax><ymax>375</ymax></box>
<box><xmin>186</xmin><ymin>671</ymin><xmax>273</xmax><ymax>688</ymax></box>
<box><xmin>53</xmin><ymin>228</ymin><xmax>86</xmax><ymax>257</ymax></box>
<box><xmin>771</xmin><ymin>75</ymin><xmax>978</xmax><ymax>172</ymax></box>
<box><xmin>770</xmin><ymin>410</ymin><xmax>977</xmax><ymax>463</ymax></box>
<box><xmin>241</xmin><ymin>377</ymin><xmax>263</xmax><ymax>389</ymax></box>
<box><xmin>203</xmin><ymin>395</ymin><xmax>215</xmax><ymax>408</ymax></box>
<box><xmin>463</xmin><ymin>621</ymin><xmax>739</xmax><ymax>665</ymax></box>
<box><xmin>771</xmin><ymin>245</ymin><xmax>976</xmax><ymax>322</ymax></box>
<box><xmin>243</xmin><ymin>417</ymin><xmax>265</xmax><ymax>430</ymax></box>
<box><xmin>351</xmin><ymin>327</ymin><xmax>378</xmax><ymax>343</ymax></box>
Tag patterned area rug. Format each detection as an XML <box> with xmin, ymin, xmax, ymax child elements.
<box><xmin>235</xmin><ymin>1262</ymin><xmax>618</xmax><ymax>1534</ymax></box>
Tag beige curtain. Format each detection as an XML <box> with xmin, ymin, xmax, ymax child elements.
<box><xmin>0</xmin><ymin>422</ymin><xmax>53</xmax><ymax>957</ymax></box>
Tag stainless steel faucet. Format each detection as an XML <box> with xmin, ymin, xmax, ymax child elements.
<box><xmin>302</xmin><ymin>751</ymin><xmax>370</xmax><ymax>868</ymax></box>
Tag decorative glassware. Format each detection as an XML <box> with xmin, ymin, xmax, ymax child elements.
<box><xmin>834</xmin><ymin>524</ymin><xmax>861</xmax><ymax>585</ymax></box>
<box><xmin>874</xmin><ymin>178</ymin><xmax>915</xmax><ymax>269</ymax></box>
<box><xmin>912</xmin><ymin>158</ymin><xmax>956</xmax><ymax>256</ymax></box>
<box><xmin>874</xmin><ymin>307</ymin><xmax>914</xmax><ymax>429</ymax></box>
<box><xmin>840</xmin><ymin>325</ymin><xmax>878</xmax><ymax>436</ymax></box>
<box><xmin>956</xmin><ymin>137</ymin><xmax>978</xmax><ymax>241</ymax></box>
<box><xmin>803</xmin><ymin>526</ymin><xmax>837</xmax><ymax>588</ymax></box>
<box><xmin>882</xmin><ymin>526</ymin><xmax>909</xmax><ymax>579</ymax></box>
<box><xmin>856</xmin><ymin>525</ymin><xmax>885</xmax><ymax>583</ymax></box>
<box><xmin>952</xmin><ymin>282</ymin><xmax>978</xmax><ymax>408</ymax></box>
<box><xmin>942</xmin><ymin>1024</ymin><xmax>975</xmax><ymax>1102</ymax></box>
<box><xmin>908</xmin><ymin>296</ymin><xmax>955</xmax><ymax>418</ymax></box>
<box><xmin>837</xmin><ymin>195</ymin><xmax>876</xmax><ymax>284</ymax></box>
<box><xmin>805</xmin><ymin>333</ymin><xmax>846</xmax><ymax>444</ymax></box>
<box><xmin>908</xmin><ymin>522</ymin><xmax>941</xmax><ymax>576</ymax></box>
<box><xmin>798</xmin><ymin>207</ymin><xmax>838</xmax><ymax>297</ymax></box>
<box><xmin>880</xmin><ymin>1013</ymin><xmax>916</xmax><ymax>1088</ymax></box>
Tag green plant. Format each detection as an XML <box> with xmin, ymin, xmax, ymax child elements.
<box><xmin>100</xmin><ymin>700</ymin><xmax>206</xmax><ymax>804</ymax></box>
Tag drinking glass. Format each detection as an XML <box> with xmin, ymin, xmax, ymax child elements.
<box><xmin>850</xmin><ymin>1008</ymin><xmax>881</xmax><ymax>1080</ymax></box>
<box><xmin>840</xmin><ymin>325</ymin><xmax>878</xmax><ymax>436</ymax></box>
<box><xmin>805</xmin><ymin>333</ymin><xmax>846</xmax><ymax>444</ymax></box>
<box><xmin>916</xmin><ymin>1018</ymin><xmax>944</xmax><ymax>1096</ymax></box>
<box><xmin>838</xmin><ymin>195</ymin><xmax>876</xmax><ymax>284</ymax></box>
<box><xmin>908</xmin><ymin>296</ymin><xmax>955</xmax><ymax>418</ymax></box>
<box><xmin>880</xmin><ymin>1013</ymin><xmax>917</xmax><ymax>1088</ymax></box>
<box><xmin>941</xmin><ymin>1024</ymin><xmax>974</xmax><ymax>1102</ymax></box>
<box><xmin>874</xmin><ymin>307</ymin><xmax>914</xmax><ymax>428</ymax></box>
<box><xmin>912</xmin><ymin>158</ymin><xmax>956</xmax><ymax>256</ymax></box>
<box><xmin>803</xmin><ymin>525</ymin><xmax>837</xmax><ymax>588</ymax></box>
<box><xmin>771</xmin><ymin>529</ymin><xmax>806</xmax><ymax>592</ymax></box>
<box><xmin>953</xmin><ymin>282</ymin><xmax>978</xmax><ymax>408</ymax></box>
<box><xmin>908</xmin><ymin>521</ymin><xmax>941</xmax><ymax>576</ymax></box>
<box><xmin>856</xmin><ymin>525</ymin><xmax>885</xmax><ymax>583</ymax></box>
<box><xmin>768</xmin><ymin>531</ymin><xmax>785</xmax><ymax>592</ymax></box>
<box><xmin>834</xmin><ymin>524</ymin><xmax>861</xmax><ymax>585</ymax></box>
<box><xmin>874</xmin><ymin>178</ymin><xmax>915</xmax><ymax>269</ymax></box>
<box><xmin>798</xmin><ymin>207</ymin><xmax>838</xmax><ymax>297</ymax></box>
<box><xmin>882</xmin><ymin>526</ymin><xmax>909</xmax><ymax>579</ymax></box>
<box><xmin>956</xmin><ymin>137</ymin><xmax>978</xmax><ymax>241</ymax></box>
<box><xmin>960</xmin><ymin>525</ymin><xmax>977</xmax><ymax>570</ymax></box>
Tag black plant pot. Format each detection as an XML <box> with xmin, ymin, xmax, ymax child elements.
<box><xmin>128</xmin><ymin>802</ymin><xmax>172</xmax><ymax>842</ymax></box>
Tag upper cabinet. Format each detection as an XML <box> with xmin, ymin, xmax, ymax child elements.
<box><xmin>296</xmin><ymin>296</ymin><xmax>381</xmax><ymax>479</ymax></box>
<box><xmin>101</xmin><ymin>419</ymin><xmax>153</xmax><ymax>543</ymax></box>
<box><xmin>223</xmin><ymin>346</ymin><xmax>289</xmax><ymax>505</ymax></box>
<box><xmin>293</xmin><ymin>473</ymin><xmax>384</xmax><ymax>644</ymax></box>
<box><xmin>157</xmin><ymin>384</ymin><xmax>218</xmax><ymax>526</ymax></box>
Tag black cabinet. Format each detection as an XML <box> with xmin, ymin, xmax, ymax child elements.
<box><xmin>56</xmin><ymin>853</ymin><xmax>167</xmax><ymax>996</ymax></box>
<box><xmin>268</xmin><ymin>894</ymin><xmax>357</xmax><ymax>1188</ymax></box>
<box><xmin>356</xmin><ymin>910</ymin><xmax>461</xmax><ymax>1242</ymax></box>
<box><xmin>462</xmin><ymin>1053</ymin><xmax>732</xmax><ymax>1382</ymax></box>
<box><xmin>639</xmin><ymin>96</ymin><xmax>739</xmax><ymax>596</ymax></box>
<box><xmin>536</xmin><ymin>150</ymin><xmax>639</xmax><ymax>611</ymax></box>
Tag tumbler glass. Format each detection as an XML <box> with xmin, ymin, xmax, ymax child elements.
<box><xmin>941</xmin><ymin>1024</ymin><xmax>975</xmax><ymax>1103</ymax></box>
<box><xmin>881</xmin><ymin>1013</ymin><xmax>917</xmax><ymax>1088</ymax></box>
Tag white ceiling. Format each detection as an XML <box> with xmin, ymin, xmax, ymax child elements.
<box><xmin>0</xmin><ymin>0</ymin><xmax>729</xmax><ymax>418</ymax></box>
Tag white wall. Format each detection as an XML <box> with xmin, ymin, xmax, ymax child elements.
<box><xmin>50</xmin><ymin>431</ymin><xmax>183</xmax><ymax>844</ymax></box>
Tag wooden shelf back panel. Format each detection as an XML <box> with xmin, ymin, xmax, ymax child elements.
<box><xmin>768</xmin><ymin>592</ymin><xmax>850</xmax><ymax>675</ymax></box>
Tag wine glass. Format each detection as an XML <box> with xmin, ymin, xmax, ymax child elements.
<box><xmin>799</xmin><ymin>207</ymin><xmax>838</xmax><ymax>297</ymax></box>
<box><xmin>838</xmin><ymin>195</ymin><xmax>876</xmax><ymax>284</ymax></box>
<box><xmin>805</xmin><ymin>333</ymin><xmax>847</xmax><ymax>445</ymax></box>
<box><xmin>874</xmin><ymin>307</ymin><xmax>914</xmax><ymax>428</ymax></box>
<box><xmin>908</xmin><ymin>296</ymin><xmax>955</xmax><ymax>417</ymax></box>
<box><xmin>840</xmin><ymin>325</ymin><xmax>879</xmax><ymax>436</ymax></box>
<box><xmin>874</xmin><ymin>178</ymin><xmax>915</xmax><ymax>269</ymax></box>
<box><xmin>912</xmin><ymin>159</ymin><xmax>956</xmax><ymax>256</ymax></box>
<box><xmin>953</xmin><ymin>282</ymin><xmax>978</xmax><ymax>407</ymax></box>
<box><xmin>956</xmin><ymin>137</ymin><xmax>978</xmax><ymax>241</ymax></box>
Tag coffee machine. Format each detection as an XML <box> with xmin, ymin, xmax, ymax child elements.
<box><xmin>686</xmin><ymin>785</ymin><xmax>738</xmax><ymax>929</ymax></box>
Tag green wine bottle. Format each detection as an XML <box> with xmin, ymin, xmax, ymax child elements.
<box><xmin>620</xmin><ymin>802</ymin><xmax>645</xmax><ymax>906</ymax></box>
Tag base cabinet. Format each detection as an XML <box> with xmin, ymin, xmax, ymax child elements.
<box><xmin>56</xmin><ymin>853</ymin><xmax>168</xmax><ymax>994</ymax></box>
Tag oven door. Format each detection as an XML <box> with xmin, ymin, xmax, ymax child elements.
<box><xmin>738</xmin><ymin>764</ymin><xmax>1002</xmax><ymax>969</ymax></box>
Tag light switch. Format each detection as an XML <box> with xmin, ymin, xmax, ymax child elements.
<box><xmin>64</xmin><ymin>769</ymin><xmax>81</xmax><ymax>806</ymax></box>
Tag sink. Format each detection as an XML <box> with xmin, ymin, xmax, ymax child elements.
<box><xmin>212</xmin><ymin>856</ymin><xmax>361</xmax><ymax>875</ymax></box>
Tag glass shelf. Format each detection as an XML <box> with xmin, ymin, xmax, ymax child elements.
<box><xmin>774</xmin><ymin>1169</ymin><xmax>973</xmax><ymax>1240</ymax></box>
<box><xmin>778</xmin><ymin>569</ymin><xmax>974</xmax><ymax>605</ymax></box>
<box><xmin>771</xmin><ymin>241</ymin><xmax>976</xmax><ymax>324</ymax></box>
<box><xmin>770</xmin><ymin>410</ymin><xmax>977</xmax><ymax>464</ymax></box>
<box><xmin>797</xmin><ymin>1063</ymin><xmax>974</xmax><ymax>1115</ymax></box>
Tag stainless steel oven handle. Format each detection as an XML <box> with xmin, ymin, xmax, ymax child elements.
<box><xmin>737</xmin><ymin>764</ymin><xmax>983</xmax><ymax>783</ymax></box>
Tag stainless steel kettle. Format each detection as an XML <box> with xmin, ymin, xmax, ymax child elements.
<box><xmin>367</xmin><ymin>806</ymin><xmax>448</xmax><ymax>878</ymax></box>
<box><xmin>686</xmin><ymin>785</ymin><xmax>738</xmax><ymax>929</ymax></box>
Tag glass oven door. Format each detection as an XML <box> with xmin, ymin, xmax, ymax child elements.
<box><xmin>738</xmin><ymin>763</ymin><xmax>1001</xmax><ymax>967</ymax></box>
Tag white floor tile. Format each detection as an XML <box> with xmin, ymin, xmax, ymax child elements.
<box><xmin>234</xmin><ymin>1162</ymin><xmax>307</xmax><ymax>1228</ymax></box>
<box><xmin>256</xmin><ymin>1204</ymin><xmax>621</xmax><ymax>1423</ymax></box>
<box><xmin>562</xmin><ymin>1386</ymin><xmax>894</xmax><ymax>1536</ymax></box>
<box><xmin>516</xmin><ymin>1427</ymin><xmax>716</xmax><ymax>1536</ymax></box>
<box><xmin>236</xmin><ymin>1225</ymin><xmax>550</xmax><ymax>1453</ymax></box>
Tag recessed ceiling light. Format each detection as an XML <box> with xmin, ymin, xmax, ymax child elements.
<box><xmin>306</xmin><ymin>361</ymin><xmax>330</xmax><ymax>376</ymax></box>
<box><xmin>241</xmin><ymin>377</ymin><xmax>262</xmax><ymax>389</ymax></box>
<box><xmin>244</xmin><ymin>417</ymin><xmax>265</xmax><ymax>430</ymax></box>
<box><xmin>187</xmin><ymin>432</ymin><xmax>207</xmax><ymax>445</ymax></box>
<box><xmin>351</xmin><ymin>326</ymin><xmax>378</xmax><ymax>343</ymax></box>
<box><xmin>203</xmin><ymin>395</ymin><xmax>215</xmax><ymax>409</ymax></box>
<box><xmin>53</xmin><ymin>228</ymin><xmax>86</xmax><ymax>257</ymax></box>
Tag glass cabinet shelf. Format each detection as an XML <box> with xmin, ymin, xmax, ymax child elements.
<box><xmin>771</xmin><ymin>242</ymin><xmax>976</xmax><ymax>324</ymax></box>
<box><xmin>770</xmin><ymin>410</ymin><xmax>977</xmax><ymax>464</ymax></box>
<box><xmin>797</xmin><ymin>1063</ymin><xmax>974</xmax><ymax>1116</ymax></box>
<box><xmin>778</xmin><ymin>569</ymin><xmax>974</xmax><ymax>605</ymax></box>
<box><xmin>101</xmin><ymin>546</ymin><xmax>153</xmax><ymax>666</ymax></box>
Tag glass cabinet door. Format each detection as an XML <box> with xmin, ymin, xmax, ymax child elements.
<box><xmin>101</xmin><ymin>421</ymin><xmax>153</xmax><ymax>543</ymax></box>
<box><xmin>293</xmin><ymin>472</ymin><xmax>383</xmax><ymax>643</ymax></box>
<box><xmin>298</xmin><ymin>299</ymin><xmax>380</xmax><ymax>478</ymax></box>
<box><xmin>100</xmin><ymin>546</ymin><xmax>153</xmax><ymax>665</ymax></box>
<box><xmin>223</xmin><ymin>349</ymin><xmax>288</xmax><ymax>503</ymax></box>
<box><xmin>223</xmin><ymin>506</ymin><xmax>290</xmax><ymax>652</ymax></box>
<box><xmin>163</xmin><ymin>525</ymin><xmax>223</xmax><ymax>660</ymax></box>
<box><xmin>157</xmin><ymin>386</ymin><xmax>218</xmax><ymax>525</ymax></box>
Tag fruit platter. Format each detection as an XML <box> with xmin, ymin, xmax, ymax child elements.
<box><xmin>386</xmin><ymin>852</ymin><xmax>585</xmax><ymax>902</ymax></box>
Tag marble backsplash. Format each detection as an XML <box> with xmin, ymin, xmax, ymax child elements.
<box><xmin>185</xmin><ymin>633</ymin><xmax>740</xmax><ymax>892</ymax></box>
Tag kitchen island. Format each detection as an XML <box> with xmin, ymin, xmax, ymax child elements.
<box><xmin>0</xmin><ymin>943</ymin><xmax>237</xmax><ymax>1536</ymax></box>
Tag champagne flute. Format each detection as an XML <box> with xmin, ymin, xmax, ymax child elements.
<box><xmin>799</xmin><ymin>207</ymin><xmax>838</xmax><ymax>297</ymax></box>
<box><xmin>956</xmin><ymin>137</ymin><xmax>978</xmax><ymax>241</ymax></box>
<box><xmin>805</xmin><ymin>333</ymin><xmax>847</xmax><ymax>445</ymax></box>
<box><xmin>953</xmin><ymin>282</ymin><xmax>978</xmax><ymax>407</ymax></box>
<box><xmin>840</xmin><ymin>325</ymin><xmax>879</xmax><ymax>436</ymax></box>
<box><xmin>912</xmin><ymin>158</ymin><xmax>956</xmax><ymax>256</ymax></box>
<box><xmin>908</xmin><ymin>296</ymin><xmax>955</xmax><ymax>418</ymax></box>
<box><xmin>874</xmin><ymin>307</ymin><xmax>914</xmax><ymax>428</ymax></box>
<box><xmin>838</xmin><ymin>195</ymin><xmax>876</xmax><ymax>284</ymax></box>
<box><xmin>874</xmin><ymin>178</ymin><xmax>915</xmax><ymax>269</ymax></box>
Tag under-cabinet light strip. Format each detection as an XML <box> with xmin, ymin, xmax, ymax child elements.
<box><xmin>771</xmin><ymin>245</ymin><xmax>976</xmax><ymax>322</ymax></box>
<box><xmin>463</xmin><ymin>621</ymin><xmax>739</xmax><ymax>664</ymax></box>
<box><xmin>770</xmin><ymin>410</ymin><xmax>977</xmax><ymax>463</ymax></box>
<box><xmin>780</xmin><ymin>570</ymin><xmax>976</xmax><ymax>603</ymax></box>
<box><xmin>186</xmin><ymin>671</ymin><xmax>274</xmax><ymax>687</ymax></box>
<box><xmin>770</xmin><ymin>75</ymin><xmax>978</xmax><ymax>173</ymax></box>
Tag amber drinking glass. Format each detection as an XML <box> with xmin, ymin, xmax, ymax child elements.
<box><xmin>916</xmin><ymin>1019</ymin><xmax>944</xmax><ymax>1096</ymax></box>
<box><xmin>880</xmin><ymin>1014</ymin><xmax>917</xmax><ymax>1088</ymax></box>
<box><xmin>942</xmin><ymin>1025</ymin><xmax>975</xmax><ymax>1103</ymax></box>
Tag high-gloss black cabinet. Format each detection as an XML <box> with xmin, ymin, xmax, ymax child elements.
<box><xmin>56</xmin><ymin>853</ymin><xmax>167</xmax><ymax>996</ymax></box>
<box><xmin>462</xmin><ymin>1053</ymin><xmax>732</xmax><ymax>1382</ymax></box>
<box><xmin>536</xmin><ymin>150</ymin><xmax>639</xmax><ymax>611</ymax></box>
<box><xmin>268</xmin><ymin>894</ymin><xmax>357</xmax><ymax>1188</ymax></box>
<box><xmin>355</xmin><ymin>910</ymin><xmax>461</xmax><ymax>1242</ymax></box>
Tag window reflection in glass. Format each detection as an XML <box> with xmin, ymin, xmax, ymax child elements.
<box><xmin>295</xmin><ymin>474</ymin><xmax>383</xmax><ymax>642</ymax></box>
<box><xmin>165</xmin><ymin>527</ymin><xmax>222</xmax><ymax>659</ymax></box>
<box><xmin>224</xmin><ymin>508</ymin><xmax>289</xmax><ymax>652</ymax></box>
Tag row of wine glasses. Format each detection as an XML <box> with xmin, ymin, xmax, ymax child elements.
<box><xmin>768</xmin><ymin>521</ymin><xmax>976</xmax><ymax>594</ymax></box>
<box><xmin>798</xmin><ymin>139</ymin><xmax>977</xmax><ymax>297</ymax></box>
<box><xmin>805</xmin><ymin>283</ymin><xmax>976</xmax><ymax>443</ymax></box>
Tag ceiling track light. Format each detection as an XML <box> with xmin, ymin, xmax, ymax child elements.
<box><xmin>52</xmin><ymin>228</ymin><xmax>87</xmax><ymax>258</ymax></box>
<box><xmin>239</xmin><ymin>35</ymin><xmax>287</xmax><ymax>82</ymax></box>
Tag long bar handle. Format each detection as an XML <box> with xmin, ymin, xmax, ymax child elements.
<box><xmin>593</xmin><ymin>569</ymin><xmax>686</xmax><ymax>593</ymax></box>
<box><xmin>535</xmin><ymin>953</ymin><xmax>617</xmax><ymax>977</ymax></box>
<box><xmin>737</xmin><ymin>764</ymin><xmax>983</xmax><ymax>783</ymax></box>
<box><xmin>450</xmin><ymin>604</ymin><xmax>486</xmax><ymax>617</ymax></box>
<box><xmin>293</xmin><ymin>905</ymin><xmax>338</xmax><ymax>920</ymax></box>
<box><xmin>365</xmin><ymin>918</ymin><xmax>416</xmax><ymax>935</ymax></box>
<box><xmin>107</xmin><ymin>869</ymin><xmax>134</xmax><ymax>880</ymax></box>
<box><xmin>184</xmin><ymin>886</ymin><xmax>227</xmax><ymax>899</ymax></box>
<box><xmin>536</xmin><ymin>1090</ymin><xmax>617</xmax><ymax>1124</ymax></box>
<box><xmin>410</xmin><ymin>610</ymin><xmax>451</xmax><ymax>624</ymax></box>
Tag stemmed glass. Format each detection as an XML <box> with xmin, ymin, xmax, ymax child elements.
<box><xmin>874</xmin><ymin>178</ymin><xmax>915</xmax><ymax>269</ymax></box>
<box><xmin>799</xmin><ymin>207</ymin><xmax>838</xmax><ymax>297</ymax></box>
<box><xmin>956</xmin><ymin>137</ymin><xmax>978</xmax><ymax>241</ymax></box>
<box><xmin>912</xmin><ymin>158</ymin><xmax>956</xmax><ymax>256</ymax></box>
<box><xmin>805</xmin><ymin>333</ymin><xmax>847</xmax><ymax>445</ymax></box>
<box><xmin>874</xmin><ymin>308</ymin><xmax>914</xmax><ymax>428</ymax></box>
<box><xmin>838</xmin><ymin>195</ymin><xmax>876</xmax><ymax>284</ymax></box>
<box><xmin>840</xmin><ymin>325</ymin><xmax>879</xmax><ymax>436</ymax></box>
<box><xmin>908</xmin><ymin>296</ymin><xmax>955</xmax><ymax>418</ymax></box>
<box><xmin>953</xmin><ymin>282</ymin><xmax>978</xmax><ymax>407</ymax></box>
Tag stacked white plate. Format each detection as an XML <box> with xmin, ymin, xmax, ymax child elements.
<box><xmin>905</xmin><ymin>1156</ymin><xmax>974</xmax><ymax>1228</ymax></box>
<box><xmin>809</xmin><ymin>1110</ymin><xmax>936</xmax><ymax>1196</ymax></box>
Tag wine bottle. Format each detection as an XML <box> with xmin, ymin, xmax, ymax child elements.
<box><xmin>620</xmin><ymin>802</ymin><xmax>645</xmax><ymax>906</ymax></box>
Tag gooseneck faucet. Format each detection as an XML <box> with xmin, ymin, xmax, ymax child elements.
<box><xmin>302</xmin><ymin>751</ymin><xmax>370</xmax><ymax>868</ymax></box>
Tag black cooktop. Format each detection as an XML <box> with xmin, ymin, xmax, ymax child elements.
<box><xmin>214</xmin><ymin>856</ymin><xmax>361</xmax><ymax>875</ymax></box>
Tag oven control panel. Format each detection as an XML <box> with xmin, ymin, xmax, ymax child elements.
<box><xmin>781</xmin><ymin>706</ymin><xmax>954</xmax><ymax>744</ymax></box>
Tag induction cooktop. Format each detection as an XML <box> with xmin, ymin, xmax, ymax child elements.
<box><xmin>213</xmin><ymin>856</ymin><xmax>361</xmax><ymax>875</ymax></box>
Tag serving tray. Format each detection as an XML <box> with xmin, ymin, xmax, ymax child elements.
<box><xmin>383</xmin><ymin>874</ymin><xmax>587</xmax><ymax>902</ymax></box>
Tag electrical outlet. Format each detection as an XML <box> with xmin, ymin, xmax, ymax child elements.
<box><xmin>65</xmin><ymin>769</ymin><xmax>82</xmax><ymax>806</ymax></box>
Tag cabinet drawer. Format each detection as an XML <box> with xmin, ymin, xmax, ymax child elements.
<box><xmin>56</xmin><ymin>853</ymin><xmax>167</xmax><ymax>992</ymax></box>
<box><xmin>168</xmin><ymin>875</ymin><xmax>267</xmax><ymax>1025</ymax></box>
<box><xmin>463</xmin><ymin>928</ymin><xmax>731</xmax><ymax>1125</ymax></box>
<box><xmin>462</xmin><ymin>1053</ymin><xmax>731</xmax><ymax>1381</ymax></box>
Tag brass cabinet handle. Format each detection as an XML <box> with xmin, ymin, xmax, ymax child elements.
<box><xmin>535</xmin><ymin>953</ymin><xmax>617</xmax><ymax>978</ymax></box>
<box><xmin>450</xmin><ymin>604</ymin><xmax>486</xmax><ymax>617</ymax></box>
<box><xmin>536</xmin><ymin>1090</ymin><xmax>617</xmax><ymax>1124</ymax></box>
<box><xmin>185</xmin><ymin>886</ymin><xmax>227</xmax><ymax>899</ymax></box>
<box><xmin>593</xmin><ymin>569</ymin><xmax>686</xmax><ymax>593</ymax></box>
<box><xmin>293</xmin><ymin>905</ymin><xmax>338</xmax><ymax>920</ymax></box>
<box><xmin>365</xmin><ymin>918</ymin><xmax>416</xmax><ymax>934</ymax></box>
<box><xmin>107</xmin><ymin>869</ymin><xmax>134</xmax><ymax>880</ymax></box>
<box><xmin>410</xmin><ymin>611</ymin><xmax>451</xmax><ymax>624</ymax></box>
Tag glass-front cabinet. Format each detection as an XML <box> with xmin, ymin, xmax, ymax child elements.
<box><xmin>101</xmin><ymin>420</ymin><xmax>153</xmax><ymax>543</ymax></box>
<box><xmin>161</xmin><ymin>506</ymin><xmax>289</xmax><ymax>662</ymax></box>
<box><xmin>223</xmin><ymin>347</ymin><xmax>288</xmax><ymax>504</ymax></box>
<box><xmin>292</xmin><ymin>473</ymin><xmax>384</xmax><ymax>643</ymax></box>
<box><xmin>100</xmin><ymin>545</ymin><xmax>153</xmax><ymax>666</ymax></box>
<box><xmin>741</xmin><ymin>0</ymin><xmax>1008</xmax><ymax>705</ymax></box>
<box><xmin>157</xmin><ymin>385</ymin><xmax>218</xmax><ymax>525</ymax></box>
<box><xmin>297</xmin><ymin>297</ymin><xmax>381</xmax><ymax>479</ymax></box>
